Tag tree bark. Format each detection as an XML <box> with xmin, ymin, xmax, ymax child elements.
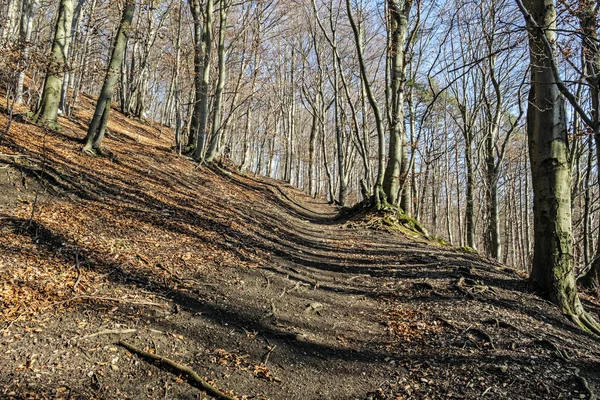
<box><xmin>192</xmin><ymin>0</ymin><xmax>214</xmax><ymax>161</ymax></box>
<box><xmin>575</xmin><ymin>1</ymin><xmax>600</xmax><ymax>289</ymax></box>
<box><xmin>345</xmin><ymin>0</ymin><xmax>386</xmax><ymax>207</ymax></box>
<box><xmin>205</xmin><ymin>0</ymin><xmax>230</xmax><ymax>163</ymax></box>
<box><xmin>518</xmin><ymin>0</ymin><xmax>600</xmax><ymax>334</ymax></box>
<box><xmin>33</xmin><ymin>0</ymin><xmax>74</xmax><ymax>126</ymax></box>
<box><xmin>14</xmin><ymin>0</ymin><xmax>36</xmax><ymax>105</ymax></box>
<box><xmin>2</xmin><ymin>0</ymin><xmax>22</xmax><ymax>42</ymax></box>
<box><xmin>383</xmin><ymin>0</ymin><xmax>412</xmax><ymax>207</ymax></box>
<box><xmin>82</xmin><ymin>0</ymin><xmax>135</xmax><ymax>153</ymax></box>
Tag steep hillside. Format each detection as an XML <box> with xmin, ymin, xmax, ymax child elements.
<box><xmin>0</xmin><ymin>99</ymin><xmax>599</xmax><ymax>400</ymax></box>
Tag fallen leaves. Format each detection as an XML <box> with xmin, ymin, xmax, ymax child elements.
<box><xmin>382</xmin><ymin>304</ymin><xmax>441</xmax><ymax>342</ymax></box>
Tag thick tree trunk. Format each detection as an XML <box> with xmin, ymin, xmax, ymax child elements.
<box><xmin>519</xmin><ymin>0</ymin><xmax>600</xmax><ymax>334</ymax></box>
<box><xmin>33</xmin><ymin>0</ymin><xmax>74</xmax><ymax>126</ymax></box>
<box><xmin>576</xmin><ymin>1</ymin><xmax>600</xmax><ymax>290</ymax></box>
<box><xmin>383</xmin><ymin>0</ymin><xmax>412</xmax><ymax>207</ymax></box>
<box><xmin>82</xmin><ymin>0</ymin><xmax>135</xmax><ymax>153</ymax></box>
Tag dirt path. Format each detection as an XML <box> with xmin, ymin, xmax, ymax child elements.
<box><xmin>1</xmin><ymin>107</ymin><xmax>599</xmax><ymax>399</ymax></box>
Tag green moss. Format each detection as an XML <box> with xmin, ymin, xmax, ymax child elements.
<box><xmin>433</xmin><ymin>237</ymin><xmax>448</xmax><ymax>246</ymax></box>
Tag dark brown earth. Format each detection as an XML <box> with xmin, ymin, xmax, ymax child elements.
<box><xmin>0</xmin><ymin>97</ymin><xmax>599</xmax><ymax>400</ymax></box>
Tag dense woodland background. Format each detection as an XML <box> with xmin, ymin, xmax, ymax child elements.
<box><xmin>2</xmin><ymin>0</ymin><xmax>600</xmax><ymax>328</ymax></box>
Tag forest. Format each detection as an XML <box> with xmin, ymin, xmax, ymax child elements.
<box><xmin>1</xmin><ymin>0</ymin><xmax>600</xmax><ymax>399</ymax></box>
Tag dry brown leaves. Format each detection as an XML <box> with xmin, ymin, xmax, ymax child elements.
<box><xmin>383</xmin><ymin>304</ymin><xmax>441</xmax><ymax>342</ymax></box>
<box><xmin>207</xmin><ymin>348</ymin><xmax>280</xmax><ymax>383</ymax></box>
<box><xmin>0</xmin><ymin>93</ymin><xmax>266</xmax><ymax>327</ymax></box>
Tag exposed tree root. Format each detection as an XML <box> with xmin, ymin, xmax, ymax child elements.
<box><xmin>454</xmin><ymin>277</ymin><xmax>497</xmax><ymax>299</ymax></box>
<box><xmin>118</xmin><ymin>341</ymin><xmax>237</xmax><ymax>400</ymax></box>
<box><xmin>570</xmin><ymin>310</ymin><xmax>600</xmax><ymax>336</ymax></box>
<box><xmin>573</xmin><ymin>368</ymin><xmax>596</xmax><ymax>400</ymax></box>
<box><xmin>534</xmin><ymin>338</ymin><xmax>570</xmax><ymax>361</ymax></box>
<box><xmin>466</xmin><ymin>327</ymin><xmax>495</xmax><ymax>349</ymax></box>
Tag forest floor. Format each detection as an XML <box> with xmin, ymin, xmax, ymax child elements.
<box><xmin>0</xmin><ymin>96</ymin><xmax>599</xmax><ymax>400</ymax></box>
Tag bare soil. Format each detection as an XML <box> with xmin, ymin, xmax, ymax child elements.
<box><xmin>0</xmin><ymin>98</ymin><xmax>599</xmax><ymax>400</ymax></box>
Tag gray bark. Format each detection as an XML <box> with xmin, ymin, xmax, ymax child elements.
<box><xmin>33</xmin><ymin>0</ymin><xmax>73</xmax><ymax>126</ymax></box>
<box><xmin>517</xmin><ymin>0</ymin><xmax>600</xmax><ymax>334</ymax></box>
<box><xmin>383</xmin><ymin>0</ymin><xmax>412</xmax><ymax>207</ymax></box>
<box><xmin>14</xmin><ymin>0</ymin><xmax>36</xmax><ymax>104</ymax></box>
<box><xmin>82</xmin><ymin>0</ymin><xmax>135</xmax><ymax>153</ymax></box>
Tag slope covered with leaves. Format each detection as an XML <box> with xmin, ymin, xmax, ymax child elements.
<box><xmin>0</xmin><ymin>98</ymin><xmax>599</xmax><ymax>399</ymax></box>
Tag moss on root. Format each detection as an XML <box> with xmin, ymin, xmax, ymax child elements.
<box><xmin>339</xmin><ymin>200</ymin><xmax>429</xmax><ymax>240</ymax></box>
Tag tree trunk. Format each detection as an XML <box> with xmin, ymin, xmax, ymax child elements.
<box><xmin>2</xmin><ymin>0</ymin><xmax>22</xmax><ymax>42</ymax></box>
<box><xmin>82</xmin><ymin>0</ymin><xmax>135</xmax><ymax>153</ymax></box>
<box><xmin>192</xmin><ymin>0</ymin><xmax>214</xmax><ymax>161</ymax></box>
<box><xmin>383</xmin><ymin>0</ymin><xmax>412</xmax><ymax>207</ymax></box>
<box><xmin>519</xmin><ymin>0</ymin><xmax>600</xmax><ymax>334</ymax></box>
<box><xmin>345</xmin><ymin>0</ymin><xmax>386</xmax><ymax>207</ymax></box>
<box><xmin>188</xmin><ymin>0</ymin><xmax>204</xmax><ymax>151</ymax></box>
<box><xmin>464</xmin><ymin>132</ymin><xmax>475</xmax><ymax>249</ymax></box>
<box><xmin>14</xmin><ymin>0</ymin><xmax>36</xmax><ymax>104</ymax></box>
<box><xmin>33</xmin><ymin>0</ymin><xmax>74</xmax><ymax>126</ymax></box>
<box><xmin>58</xmin><ymin>0</ymin><xmax>85</xmax><ymax>115</ymax></box>
<box><xmin>575</xmin><ymin>1</ymin><xmax>600</xmax><ymax>290</ymax></box>
<box><xmin>204</xmin><ymin>0</ymin><xmax>229</xmax><ymax>162</ymax></box>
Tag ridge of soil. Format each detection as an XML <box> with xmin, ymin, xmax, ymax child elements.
<box><xmin>0</xmin><ymin>97</ymin><xmax>599</xmax><ymax>399</ymax></box>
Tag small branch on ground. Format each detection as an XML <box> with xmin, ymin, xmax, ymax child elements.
<box><xmin>0</xmin><ymin>312</ymin><xmax>27</xmax><ymax>333</ymax></box>
<box><xmin>262</xmin><ymin>345</ymin><xmax>277</xmax><ymax>366</ymax></box>
<box><xmin>73</xmin><ymin>248</ymin><xmax>83</xmax><ymax>292</ymax></box>
<box><xmin>118</xmin><ymin>340</ymin><xmax>237</xmax><ymax>400</ymax></box>
<box><xmin>77</xmin><ymin>328</ymin><xmax>137</xmax><ymax>341</ymax></box>
<box><xmin>42</xmin><ymin>295</ymin><xmax>164</xmax><ymax>311</ymax></box>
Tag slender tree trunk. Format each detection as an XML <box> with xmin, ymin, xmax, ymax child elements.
<box><xmin>173</xmin><ymin>2</ymin><xmax>183</xmax><ymax>154</ymax></box>
<box><xmin>2</xmin><ymin>0</ymin><xmax>22</xmax><ymax>42</ymax></box>
<box><xmin>82</xmin><ymin>0</ymin><xmax>135</xmax><ymax>153</ymax></box>
<box><xmin>72</xmin><ymin>0</ymin><xmax>96</xmax><ymax>107</ymax></box>
<box><xmin>188</xmin><ymin>0</ymin><xmax>204</xmax><ymax>151</ymax></box>
<box><xmin>345</xmin><ymin>0</ymin><xmax>386</xmax><ymax>207</ymax></box>
<box><xmin>58</xmin><ymin>0</ymin><xmax>85</xmax><ymax>115</ymax></box>
<box><xmin>205</xmin><ymin>0</ymin><xmax>230</xmax><ymax>163</ymax></box>
<box><xmin>193</xmin><ymin>0</ymin><xmax>214</xmax><ymax>161</ymax></box>
<box><xmin>14</xmin><ymin>0</ymin><xmax>36</xmax><ymax>104</ymax></box>
<box><xmin>464</xmin><ymin>132</ymin><xmax>475</xmax><ymax>249</ymax></box>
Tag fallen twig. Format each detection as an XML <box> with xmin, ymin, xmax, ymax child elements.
<box><xmin>118</xmin><ymin>341</ymin><xmax>237</xmax><ymax>400</ymax></box>
<box><xmin>42</xmin><ymin>295</ymin><xmax>163</xmax><ymax>311</ymax></box>
<box><xmin>78</xmin><ymin>328</ymin><xmax>137</xmax><ymax>341</ymax></box>
<box><xmin>0</xmin><ymin>311</ymin><xmax>27</xmax><ymax>333</ymax></box>
<box><xmin>73</xmin><ymin>248</ymin><xmax>82</xmax><ymax>292</ymax></box>
<box><xmin>262</xmin><ymin>345</ymin><xmax>277</xmax><ymax>366</ymax></box>
<box><xmin>0</xmin><ymin>153</ymin><xmax>34</xmax><ymax>159</ymax></box>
